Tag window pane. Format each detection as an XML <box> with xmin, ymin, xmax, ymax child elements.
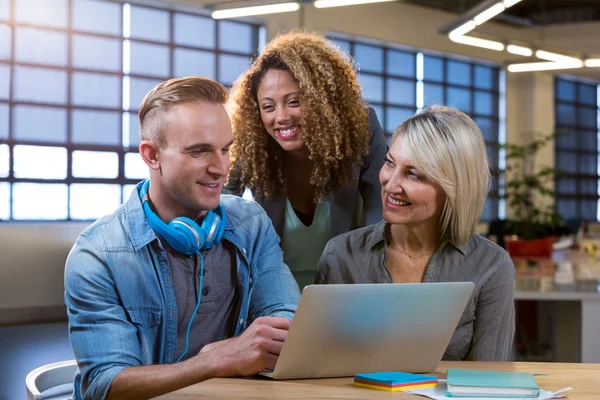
<box><xmin>72</xmin><ymin>151</ymin><xmax>119</xmax><ymax>178</ymax></box>
<box><xmin>123</xmin><ymin>184</ymin><xmax>138</xmax><ymax>202</ymax></box>
<box><xmin>423</xmin><ymin>83</ymin><xmax>443</xmax><ymax>107</ymax></box>
<box><xmin>174</xmin><ymin>13</ymin><xmax>215</xmax><ymax>48</ymax></box>
<box><xmin>0</xmin><ymin>143</ymin><xmax>8</xmax><ymax>177</ymax></box>
<box><xmin>72</xmin><ymin>72</ymin><xmax>121</xmax><ymax>108</ymax></box>
<box><xmin>556</xmin><ymin>104</ymin><xmax>576</xmax><ymax>125</ymax></box>
<box><xmin>0</xmin><ymin>64</ymin><xmax>8</xmax><ymax>99</ymax></box>
<box><xmin>556</xmin><ymin>79</ymin><xmax>576</xmax><ymax>102</ymax></box>
<box><xmin>474</xmin><ymin>65</ymin><xmax>496</xmax><ymax>90</ymax></box>
<box><xmin>218</xmin><ymin>21</ymin><xmax>253</xmax><ymax>54</ymax></box>
<box><xmin>386</xmin><ymin>78</ymin><xmax>414</xmax><ymax>107</ymax></box>
<box><xmin>130</xmin><ymin>41</ymin><xmax>170</xmax><ymax>78</ymax></box>
<box><xmin>70</xmin><ymin>184</ymin><xmax>121</xmax><ymax>220</ymax></box>
<box><xmin>556</xmin><ymin>152</ymin><xmax>577</xmax><ymax>174</ymax></box>
<box><xmin>0</xmin><ymin>24</ymin><xmax>10</xmax><ymax>60</ymax></box>
<box><xmin>578</xmin><ymin>107</ymin><xmax>597</xmax><ymax>129</ymax></box>
<box><xmin>578</xmin><ymin>84</ymin><xmax>596</xmax><ymax>106</ymax></box>
<box><xmin>73</xmin><ymin>0</ymin><xmax>121</xmax><ymax>36</ymax></box>
<box><xmin>482</xmin><ymin>198</ymin><xmax>498</xmax><ymax>221</ymax></box>
<box><xmin>15</xmin><ymin>0</ymin><xmax>67</xmax><ymax>28</ymax></box>
<box><xmin>127</xmin><ymin>112</ymin><xmax>140</xmax><ymax>147</ymax></box>
<box><xmin>387</xmin><ymin>50</ymin><xmax>414</xmax><ymax>78</ymax></box>
<box><xmin>130</xmin><ymin>5</ymin><xmax>169</xmax><ymax>42</ymax></box>
<box><xmin>14</xmin><ymin>66</ymin><xmax>68</xmax><ymax>104</ymax></box>
<box><xmin>13</xmin><ymin>105</ymin><xmax>67</xmax><ymax>143</ymax></box>
<box><xmin>354</xmin><ymin>44</ymin><xmax>383</xmax><ymax>73</ymax></box>
<box><xmin>125</xmin><ymin>152</ymin><xmax>149</xmax><ymax>179</ymax></box>
<box><xmin>447</xmin><ymin>60</ymin><xmax>471</xmax><ymax>87</ymax></box>
<box><xmin>474</xmin><ymin>117</ymin><xmax>497</xmax><ymax>143</ymax></box>
<box><xmin>579</xmin><ymin>130</ymin><xmax>596</xmax><ymax>150</ymax></box>
<box><xmin>358</xmin><ymin>74</ymin><xmax>383</xmax><ymax>103</ymax></box>
<box><xmin>581</xmin><ymin>199</ymin><xmax>597</xmax><ymax>221</ymax></box>
<box><xmin>555</xmin><ymin>128</ymin><xmax>576</xmax><ymax>149</ymax></box>
<box><xmin>423</xmin><ymin>55</ymin><xmax>443</xmax><ymax>82</ymax></box>
<box><xmin>72</xmin><ymin>109</ymin><xmax>121</xmax><ymax>146</ymax></box>
<box><xmin>474</xmin><ymin>91</ymin><xmax>496</xmax><ymax>116</ymax></box>
<box><xmin>331</xmin><ymin>39</ymin><xmax>350</xmax><ymax>56</ymax></box>
<box><xmin>579</xmin><ymin>154</ymin><xmax>597</xmax><ymax>175</ymax></box>
<box><xmin>174</xmin><ymin>48</ymin><xmax>216</xmax><ymax>79</ymax></box>
<box><xmin>0</xmin><ymin>0</ymin><xmax>8</xmax><ymax>21</ymax></box>
<box><xmin>0</xmin><ymin>103</ymin><xmax>7</xmax><ymax>139</ymax></box>
<box><xmin>13</xmin><ymin>183</ymin><xmax>68</xmax><ymax>219</ymax></box>
<box><xmin>385</xmin><ymin>107</ymin><xmax>413</xmax><ymax>133</ymax></box>
<box><xmin>13</xmin><ymin>145</ymin><xmax>67</xmax><ymax>179</ymax></box>
<box><xmin>218</xmin><ymin>54</ymin><xmax>249</xmax><ymax>86</ymax></box>
<box><xmin>446</xmin><ymin>87</ymin><xmax>471</xmax><ymax>113</ymax></box>
<box><xmin>15</xmin><ymin>27</ymin><xmax>67</xmax><ymax>66</ymax></box>
<box><xmin>487</xmin><ymin>143</ymin><xmax>499</xmax><ymax>167</ymax></box>
<box><xmin>556</xmin><ymin>178</ymin><xmax>576</xmax><ymax>194</ymax></box>
<box><xmin>129</xmin><ymin>77</ymin><xmax>161</xmax><ymax>111</ymax></box>
<box><xmin>73</xmin><ymin>34</ymin><xmax>121</xmax><ymax>72</ymax></box>
<box><xmin>0</xmin><ymin>182</ymin><xmax>9</xmax><ymax>220</ymax></box>
<box><xmin>580</xmin><ymin>179</ymin><xmax>596</xmax><ymax>195</ymax></box>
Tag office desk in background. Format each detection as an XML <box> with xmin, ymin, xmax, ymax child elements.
<box><xmin>157</xmin><ymin>361</ymin><xmax>600</xmax><ymax>399</ymax></box>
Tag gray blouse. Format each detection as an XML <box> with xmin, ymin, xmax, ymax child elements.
<box><xmin>313</xmin><ymin>220</ymin><xmax>515</xmax><ymax>361</ymax></box>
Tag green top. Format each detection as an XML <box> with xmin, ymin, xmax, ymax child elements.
<box><xmin>281</xmin><ymin>198</ymin><xmax>331</xmax><ymax>291</ymax></box>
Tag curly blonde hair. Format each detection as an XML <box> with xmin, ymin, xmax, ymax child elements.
<box><xmin>228</xmin><ymin>31</ymin><xmax>370</xmax><ymax>199</ymax></box>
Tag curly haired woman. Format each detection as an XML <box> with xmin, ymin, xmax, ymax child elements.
<box><xmin>225</xmin><ymin>31</ymin><xmax>387</xmax><ymax>289</ymax></box>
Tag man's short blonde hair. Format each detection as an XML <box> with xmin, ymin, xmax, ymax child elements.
<box><xmin>138</xmin><ymin>76</ymin><xmax>229</xmax><ymax>148</ymax></box>
<box><xmin>391</xmin><ymin>105</ymin><xmax>490</xmax><ymax>245</ymax></box>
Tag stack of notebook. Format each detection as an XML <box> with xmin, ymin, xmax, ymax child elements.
<box><xmin>446</xmin><ymin>369</ymin><xmax>540</xmax><ymax>398</ymax></box>
<box><xmin>354</xmin><ymin>372</ymin><xmax>438</xmax><ymax>392</ymax></box>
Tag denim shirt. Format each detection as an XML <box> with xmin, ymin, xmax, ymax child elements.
<box><xmin>65</xmin><ymin>182</ymin><xmax>301</xmax><ymax>400</ymax></box>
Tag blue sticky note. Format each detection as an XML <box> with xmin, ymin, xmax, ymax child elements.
<box><xmin>355</xmin><ymin>372</ymin><xmax>437</xmax><ymax>385</ymax></box>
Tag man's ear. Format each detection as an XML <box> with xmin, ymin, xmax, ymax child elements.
<box><xmin>139</xmin><ymin>140</ymin><xmax>161</xmax><ymax>171</ymax></box>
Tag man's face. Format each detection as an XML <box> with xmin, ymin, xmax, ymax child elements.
<box><xmin>153</xmin><ymin>101</ymin><xmax>233</xmax><ymax>219</ymax></box>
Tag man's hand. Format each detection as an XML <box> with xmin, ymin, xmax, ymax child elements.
<box><xmin>197</xmin><ymin>316</ymin><xmax>291</xmax><ymax>377</ymax></box>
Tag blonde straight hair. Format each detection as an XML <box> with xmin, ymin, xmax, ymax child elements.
<box><xmin>391</xmin><ymin>106</ymin><xmax>490</xmax><ymax>245</ymax></box>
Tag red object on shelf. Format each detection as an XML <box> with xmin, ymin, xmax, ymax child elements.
<box><xmin>505</xmin><ymin>236</ymin><xmax>556</xmax><ymax>258</ymax></box>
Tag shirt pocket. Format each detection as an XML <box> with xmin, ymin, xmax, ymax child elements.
<box><xmin>126</xmin><ymin>306</ymin><xmax>162</xmax><ymax>328</ymax></box>
<box><xmin>443</xmin><ymin>297</ymin><xmax>475</xmax><ymax>361</ymax></box>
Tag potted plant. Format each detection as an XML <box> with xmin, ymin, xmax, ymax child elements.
<box><xmin>498</xmin><ymin>131</ymin><xmax>567</xmax><ymax>257</ymax></box>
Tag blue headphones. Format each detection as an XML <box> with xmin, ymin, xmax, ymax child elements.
<box><xmin>138</xmin><ymin>179</ymin><xmax>227</xmax><ymax>255</ymax></box>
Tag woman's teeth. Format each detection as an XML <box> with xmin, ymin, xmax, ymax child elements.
<box><xmin>388</xmin><ymin>195</ymin><xmax>410</xmax><ymax>206</ymax></box>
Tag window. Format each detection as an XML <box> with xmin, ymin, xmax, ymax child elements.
<box><xmin>554</xmin><ymin>78</ymin><xmax>600</xmax><ymax>221</ymax></box>
<box><xmin>327</xmin><ymin>34</ymin><xmax>503</xmax><ymax>222</ymax></box>
<box><xmin>0</xmin><ymin>0</ymin><xmax>261</xmax><ymax>220</ymax></box>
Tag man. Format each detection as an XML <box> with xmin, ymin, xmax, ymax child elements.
<box><xmin>65</xmin><ymin>76</ymin><xmax>301</xmax><ymax>400</ymax></box>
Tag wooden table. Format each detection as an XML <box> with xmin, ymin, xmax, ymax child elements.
<box><xmin>157</xmin><ymin>361</ymin><xmax>600</xmax><ymax>399</ymax></box>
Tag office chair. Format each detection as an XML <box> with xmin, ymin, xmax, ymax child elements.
<box><xmin>25</xmin><ymin>360</ymin><xmax>78</xmax><ymax>400</ymax></box>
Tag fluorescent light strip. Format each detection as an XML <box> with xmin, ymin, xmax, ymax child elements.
<box><xmin>507</xmin><ymin>44</ymin><xmax>532</xmax><ymax>57</ymax></box>
<box><xmin>584</xmin><ymin>59</ymin><xmax>600</xmax><ymax>67</ymax></box>
<box><xmin>450</xmin><ymin>35</ymin><xmax>504</xmax><ymax>51</ymax></box>
<box><xmin>503</xmin><ymin>0</ymin><xmax>523</xmax><ymax>7</ymax></box>
<box><xmin>314</xmin><ymin>0</ymin><xmax>395</xmax><ymax>8</ymax></box>
<box><xmin>507</xmin><ymin>61</ymin><xmax>583</xmax><ymax>73</ymax></box>
<box><xmin>535</xmin><ymin>50</ymin><xmax>581</xmax><ymax>63</ymax></box>
<box><xmin>474</xmin><ymin>2</ymin><xmax>505</xmax><ymax>25</ymax></box>
<box><xmin>449</xmin><ymin>20</ymin><xmax>476</xmax><ymax>38</ymax></box>
<box><xmin>212</xmin><ymin>2</ymin><xmax>299</xmax><ymax>19</ymax></box>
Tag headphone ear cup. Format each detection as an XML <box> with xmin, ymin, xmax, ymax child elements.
<box><xmin>169</xmin><ymin>217</ymin><xmax>204</xmax><ymax>255</ymax></box>
<box><xmin>199</xmin><ymin>211</ymin><xmax>219</xmax><ymax>250</ymax></box>
<box><xmin>213</xmin><ymin>205</ymin><xmax>227</xmax><ymax>245</ymax></box>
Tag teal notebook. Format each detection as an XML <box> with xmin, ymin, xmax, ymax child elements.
<box><xmin>446</xmin><ymin>369</ymin><xmax>540</xmax><ymax>398</ymax></box>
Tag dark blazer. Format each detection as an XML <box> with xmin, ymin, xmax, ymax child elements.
<box><xmin>225</xmin><ymin>107</ymin><xmax>387</xmax><ymax>240</ymax></box>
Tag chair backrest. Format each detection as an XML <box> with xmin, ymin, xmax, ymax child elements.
<box><xmin>26</xmin><ymin>360</ymin><xmax>78</xmax><ymax>400</ymax></box>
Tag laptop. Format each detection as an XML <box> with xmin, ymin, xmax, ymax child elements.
<box><xmin>260</xmin><ymin>282</ymin><xmax>474</xmax><ymax>379</ymax></box>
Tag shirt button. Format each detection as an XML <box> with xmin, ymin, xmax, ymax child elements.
<box><xmin>202</xmin><ymin>288</ymin><xmax>209</xmax><ymax>296</ymax></box>
<box><xmin>242</xmin><ymin>248</ymin><xmax>247</xmax><ymax>254</ymax></box>
<box><xmin>249</xmin><ymin>277</ymin><xmax>253</xmax><ymax>284</ymax></box>
<box><xmin>239</xmin><ymin>318</ymin><xmax>244</xmax><ymax>325</ymax></box>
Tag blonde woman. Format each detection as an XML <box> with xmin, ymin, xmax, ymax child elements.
<box><xmin>226</xmin><ymin>31</ymin><xmax>387</xmax><ymax>290</ymax></box>
<box><xmin>314</xmin><ymin>106</ymin><xmax>515</xmax><ymax>361</ymax></box>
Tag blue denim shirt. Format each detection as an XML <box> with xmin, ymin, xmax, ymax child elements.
<box><xmin>65</xmin><ymin>182</ymin><xmax>301</xmax><ymax>400</ymax></box>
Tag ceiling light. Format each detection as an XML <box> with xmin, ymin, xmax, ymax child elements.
<box><xmin>584</xmin><ymin>59</ymin><xmax>600</xmax><ymax>67</ymax></box>
<box><xmin>314</xmin><ymin>0</ymin><xmax>395</xmax><ymax>8</ymax></box>
<box><xmin>507</xmin><ymin>44</ymin><xmax>532</xmax><ymax>57</ymax></box>
<box><xmin>449</xmin><ymin>21</ymin><xmax>476</xmax><ymax>39</ymax></box>
<box><xmin>535</xmin><ymin>50</ymin><xmax>581</xmax><ymax>63</ymax></box>
<box><xmin>211</xmin><ymin>2</ymin><xmax>299</xmax><ymax>19</ymax></box>
<box><xmin>474</xmin><ymin>2</ymin><xmax>505</xmax><ymax>25</ymax></box>
<box><xmin>508</xmin><ymin>60</ymin><xmax>584</xmax><ymax>73</ymax></box>
<box><xmin>449</xmin><ymin>35</ymin><xmax>504</xmax><ymax>51</ymax></box>
<box><xmin>503</xmin><ymin>0</ymin><xmax>523</xmax><ymax>7</ymax></box>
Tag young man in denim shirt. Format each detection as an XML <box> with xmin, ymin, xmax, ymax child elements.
<box><xmin>65</xmin><ymin>77</ymin><xmax>301</xmax><ymax>400</ymax></box>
